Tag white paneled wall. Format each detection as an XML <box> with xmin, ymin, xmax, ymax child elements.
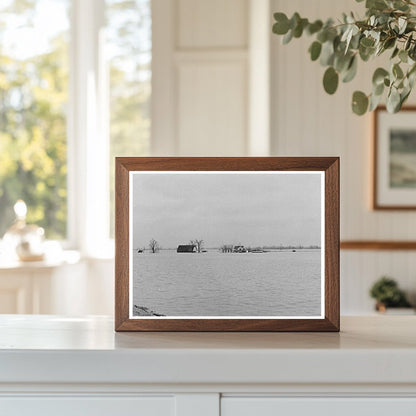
<box><xmin>152</xmin><ymin>0</ymin><xmax>250</xmax><ymax>156</ymax></box>
<box><xmin>271</xmin><ymin>0</ymin><xmax>416</xmax><ymax>313</ymax></box>
<box><xmin>177</xmin><ymin>58</ymin><xmax>247</xmax><ymax>155</ymax></box>
<box><xmin>177</xmin><ymin>0</ymin><xmax>248</xmax><ymax>49</ymax></box>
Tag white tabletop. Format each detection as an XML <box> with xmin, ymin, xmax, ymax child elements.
<box><xmin>0</xmin><ymin>315</ymin><xmax>415</xmax><ymax>386</ymax></box>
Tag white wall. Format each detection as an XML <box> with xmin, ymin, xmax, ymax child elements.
<box><xmin>152</xmin><ymin>0</ymin><xmax>254</xmax><ymax>156</ymax></box>
<box><xmin>271</xmin><ymin>0</ymin><xmax>416</xmax><ymax>313</ymax></box>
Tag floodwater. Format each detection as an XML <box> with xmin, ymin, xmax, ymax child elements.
<box><xmin>132</xmin><ymin>250</ymin><xmax>322</xmax><ymax>317</ymax></box>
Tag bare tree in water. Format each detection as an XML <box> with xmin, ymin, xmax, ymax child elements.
<box><xmin>149</xmin><ymin>238</ymin><xmax>160</xmax><ymax>253</ymax></box>
<box><xmin>190</xmin><ymin>239</ymin><xmax>204</xmax><ymax>253</ymax></box>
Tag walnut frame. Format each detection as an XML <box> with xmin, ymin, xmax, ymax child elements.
<box><xmin>115</xmin><ymin>157</ymin><xmax>339</xmax><ymax>332</ymax></box>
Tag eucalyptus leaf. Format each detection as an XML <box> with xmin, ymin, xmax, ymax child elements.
<box><xmin>282</xmin><ymin>29</ymin><xmax>293</xmax><ymax>44</ymax></box>
<box><xmin>360</xmin><ymin>37</ymin><xmax>375</xmax><ymax>48</ymax></box>
<box><xmin>393</xmin><ymin>63</ymin><xmax>404</xmax><ymax>79</ymax></box>
<box><xmin>401</xmin><ymin>87</ymin><xmax>411</xmax><ymax>105</ymax></box>
<box><xmin>352</xmin><ymin>91</ymin><xmax>369</xmax><ymax>115</ymax></box>
<box><xmin>320</xmin><ymin>41</ymin><xmax>335</xmax><ymax>66</ymax></box>
<box><xmin>342</xmin><ymin>56</ymin><xmax>358</xmax><ymax>82</ymax></box>
<box><xmin>273</xmin><ymin>13</ymin><xmax>290</xmax><ymax>34</ymax></box>
<box><xmin>323</xmin><ymin>67</ymin><xmax>339</xmax><ymax>94</ymax></box>
<box><xmin>387</xmin><ymin>87</ymin><xmax>401</xmax><ymax>112</ymax></box>
<box><xmin>369</xmin><ymin>92</ymin><xmax>383</xmax><ymax>111</ymax></box>
<box><xmin>307</xmin><ymin>20</ymin><xmax>323</xmax><ymax>35</ymax></box>
<box><xmin>391</xmin><ymin>47</ymin><xmax>399</xmax><ymax>59</ymax></box>
<box><xmin>293</xmin><ymin>18</ymin><xmax>308</xmax><ymax>38</ymax></box>
<box><xmin>372</xmin><ymin>68</ymin><xmax>389</xmax><ymax>86</ymax></box>
<box><xmin>309</xmin><ymin>41</ymin><xmax>322</xmax><ymax>61</ymax></box>
<box><xmin>373</xmin><ymin>82</ymin><xmax>385</xmax><ymax>95</ymax></box>
<box><xmin>408</xmin><ymin>71</ymin><xmax>416</xmax><ymax>88</ymax></box>
<box><xmin>408</xmin><ymin>63</ymin><xmax>416</xmax><ymax>79</ymax></box>
<box><xmin>393</xmin><ymin>0</ymin><xmax>409</xmax><ymax>11</ymax></box>
<box><xmin>409</xmin><ymin>44</ymin><xmax>416</xmax><ymax>60</ymax></box>
<box><xmin>334</xmin><ymin>52</ymin><xmax>351</xmax><ymax>72</ymax></box>
<box><xmin>383</xmin><ymin>37</ymin><xmax>396</xmax><ymax>50</ymax></box>
<box><xmin>290</xmin><ymin>13</ymin><xmax>301</xmax><ymax>30</ymax></box>
<box><xmin>316</xmin><ymin>30</ymin><xmax>328</xmax><ymax>43</ymax></box>
<box><xmin>366</xmin><ymin>0</ymin><xmax>388</xmax><ymax>10</ymax></box>
<box><xmin>405</xmin><ymin>33</ymin><xmax>413</xmax><ymax>50</ymax></box>
<box><xmin>398</xmin><ymin>17</ymin><xmax>407</xmax><ymax>34</ymax></box>
<box><xmin>399</xmin><ymin>49</ymin><xmax>408</xmax><ymax>63</ymax></box>
<box><xmin>359</xmin><ymin>44</ymin><xmax>375</xmax><ymax>61</ymax></box>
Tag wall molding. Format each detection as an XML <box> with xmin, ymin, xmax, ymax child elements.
<box><xmin>340</xmin><ymin>241</ymin><xmax>416</xmax><ymax>250</ymax></box>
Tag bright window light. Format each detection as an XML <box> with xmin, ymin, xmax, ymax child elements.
<box><xmin>0</xmin><ymin>0</ymin><xmax>70</xmax><ymax>239</ymax></box>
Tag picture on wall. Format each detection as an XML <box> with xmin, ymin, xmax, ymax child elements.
<box><xmin>115</xmin><ymin>157</ymin><xmax>340</xmax><ymax>332</ymax></box>
<box><xmin>374</xmin><ymin>107</ymin><xmax>416</xmax><ymax>209</ymax></box>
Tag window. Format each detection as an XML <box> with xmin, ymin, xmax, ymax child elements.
<box><xmin>0</xmin><ymin>0</ymin><xmax>70</xmax><ymax>239</ymax></box>
<box><xmin>0</xmin><ymin>0</ymin><xmax>151</xmax><ymax>252</ymax></box>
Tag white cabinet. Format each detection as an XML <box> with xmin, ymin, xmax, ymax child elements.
<box><xmin>1</xmin><ymin>397</ymin><xmax>175</xmax><ymax>416</ymax></box>
<box><xmin>1</xmin><ymin>316</ymin><xmax>416</xmax><ymax>416</ymax></box>
<box><xmin>222</xmin><ymin>398</ymin><xmax>416</xmax><ymax>416</ymax></box>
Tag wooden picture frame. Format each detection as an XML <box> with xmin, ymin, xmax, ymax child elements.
<box><xmin>373</xmin><ymin>106</ymin><xmax>416</xmax><ymax>210</ymax></box>
<box><xmin>115</xmin><ymin>157</ymin><xmax>339</xmax><ymax>332</ymax></box>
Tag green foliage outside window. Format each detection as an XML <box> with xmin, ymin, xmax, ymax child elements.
<box><xmin>0</xmin><ymin>1</ymin><xmax>69</xmax><ymax>238</ymax></box>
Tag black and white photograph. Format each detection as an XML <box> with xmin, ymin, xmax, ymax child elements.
<box><xmin>130</xmin><ymin>171</ymin><xmax>324</xmax><ymax>318</ymax></box>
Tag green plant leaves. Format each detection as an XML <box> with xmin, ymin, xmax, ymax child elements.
<box><xmin>342</xmin><ymin>56</ymin><xmax>358</xmax><ymax>82</ymax></box>
<box><xmin>392</xmin><ymin>63</ymin><xmax>404</xmax><ymax>79</ymax></box>
<box><xmin>387</xmin><ymin>87</ymin><xmax>401</xmax><ymax>112</ymax></box>
<box><xmin>320</xmin><ymin>40</ymin><xmax>335</xmax><ymax>66</ymax></box>
<box><xmin>372</xmin><ymin>67</ymin><xmax>389</xmax><ymax>86</ymax></box>
<box><xmin>399</xmin><ymin>49</ymin><xmax>408</xmax><ymax>62</ymax></box>
<box><xmin>272</xmin><ymin>4</ymin><xmax>416</xmax><ymax>115</ymax></box>
<box><xmin>369</xmin><ymin>276</ymin><xmax>411</xmax><ymax>308</ymax></box>
<box><xmin>366</xmin><ymin>0</ymin><xmax>388</xmax><ymax>10</ymax></box>
<box><xmin>307</xmin><ymin>20</ymin><xmax>323</xmax><ymax>35</ymax></box>
<box><xmin>352</xmin><ymin>91</ymin><xmax>369</xmax><ymax>115</ymax></box>
<box><xmin>273</xmin><ymin>13</ymin><xmax>290</xmax><ymax>34</ymax></box>
<box><xmin>323</xmin><ymin>67</ymin><xmax>339</xmax><ymax>94</ymax></box>
<box><xmin>309</xmin><ymin>41</ymin><xmax>322</xmax><ymax>61</ymax></box>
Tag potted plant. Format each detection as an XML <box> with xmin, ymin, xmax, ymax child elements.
<box><xmin>369</xmin><ymin>276</ymin><xmax>413</xmax><ymax>313</ymax></box>
<box><xmin>272</xmin><ymin>0</ymin><xmax>416</xmax><ymax>115</ymax></box>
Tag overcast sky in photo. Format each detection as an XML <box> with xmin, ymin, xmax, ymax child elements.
<box><xmin>132</xmin><ymin>173</ymin><xmax>322</xmax><ymax>249</ymax></box>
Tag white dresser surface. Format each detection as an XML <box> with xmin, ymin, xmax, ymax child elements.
<box><xmin>0</xmin><ymin>315</ymin><xmax>415</xmax><ymax>387</ymax></box>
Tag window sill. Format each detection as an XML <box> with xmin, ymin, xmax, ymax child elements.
<box><xmin>0</xmin><ymin>250</ymin><xmax>81</xmax><ymax>271</ymax></box>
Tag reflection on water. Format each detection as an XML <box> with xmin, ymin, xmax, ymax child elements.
<box><xmin>133</xmin><ymin>250</ymin><xmax>321</xmax><ymax>317</ymax></box>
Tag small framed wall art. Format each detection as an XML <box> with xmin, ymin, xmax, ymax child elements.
<box><xmin>374</xmin><ymin>106</ymin><xmax>416</xmax><ymax>209</ymax></box>
<box><xmin>115</xmin><ymin>157</ymin><xmax>339</xmax><ymax>332</ymax></box>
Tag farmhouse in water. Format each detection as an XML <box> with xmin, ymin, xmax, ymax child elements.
<box><xmin>177</xmin><ymin>244</ymin><xmax>197</xmax><ymax>253</ymax></box>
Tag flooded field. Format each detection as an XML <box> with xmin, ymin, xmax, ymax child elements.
<box><xmin>132</xmin><ymin>249</ymin><xmax>322</xmax><ymax>317</ymax></box>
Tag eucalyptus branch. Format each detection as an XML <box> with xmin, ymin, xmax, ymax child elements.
<box><xmin>272</xmin><ymin>0</ymin><xmax>416</xmax><ymax>115</ymax></box>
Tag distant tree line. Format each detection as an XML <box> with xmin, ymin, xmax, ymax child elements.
<box><xmin>220</xmin><ymin>244</ymin><xmax>321</xmax><ymax>252</ymax></box>
<box><xmin>138</xmin><ymin>239</ymin><xmax>320</xmax><ymax>254</ymax></box>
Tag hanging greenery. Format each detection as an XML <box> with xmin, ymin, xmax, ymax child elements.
<box><xmin>272</xmin><ymin>0</ymin><xmax>416</xmax><ymax>115</ymax></box>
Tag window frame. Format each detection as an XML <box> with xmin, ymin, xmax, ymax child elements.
<box><xmin>67</xmin><ymin>0</ymin><xmax>111</xmax><ymax>257</ymax></box>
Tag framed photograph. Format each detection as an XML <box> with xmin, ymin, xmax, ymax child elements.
<box><xmin>374</xmin><ymin>106</ymin><xmax>416</xmax><ymax>209</ymax></box>
<box><xmin>115</xmin><ymin>157</ymin><xmax>339</xmax><ymax>332</ymax></box>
